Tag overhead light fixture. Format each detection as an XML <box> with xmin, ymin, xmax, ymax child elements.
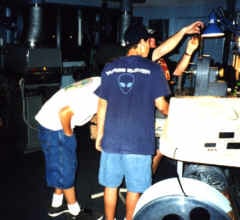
<box><xmin>202</xmin><ymin>10</ymin><xmax>225</xmax><ymax>38</ymax></box>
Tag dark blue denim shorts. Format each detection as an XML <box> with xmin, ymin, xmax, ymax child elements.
<box><xmin>38</xmin><ymin>125</ymin><xmax>77</xmax><ymax>189</ymax></box>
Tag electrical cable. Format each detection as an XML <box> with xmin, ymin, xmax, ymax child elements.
<box><xmin>173</xmin><ymin>147</ymin><xmax>188</xmax><ymax>197</ymax></box>
<box><xmin>176</xmin><ymin>174</ymin><xmax>188</xmax><ymax>197</ymax></box>
<box><xmin>18</xmin><ymin>77</ymin><xmax>38</xmax><ymax>131</ymax></box>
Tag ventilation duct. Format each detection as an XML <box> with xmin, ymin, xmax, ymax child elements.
<box><xmin>25</xmin><ymin>4</ymin><xmax>42</xmax><ymax>47</ymax></box>
<box><xmin>120</xmin><ymin>0</ymin><xmax>132</xmax><ymax>46</ymax></box>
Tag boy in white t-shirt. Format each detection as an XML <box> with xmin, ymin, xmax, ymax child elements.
<box><xmin>35</xmin><ymin>77</ymin><xmax>100</xmax><ymax>219</ymax></box>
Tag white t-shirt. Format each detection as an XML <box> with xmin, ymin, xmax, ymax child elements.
<box><xmin>35</xmin><ymin>76</ymin><xmax>101</xmax><ymax>130</ymax></box>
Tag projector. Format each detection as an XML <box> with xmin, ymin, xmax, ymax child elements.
<box><xmin>159</xmin><ymin>96</ymin><xmax>240</xmax><ymax>167</ymax></box>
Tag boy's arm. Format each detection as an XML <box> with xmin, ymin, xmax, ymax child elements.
<box><xmin>152</xmin><ymin>21</ymin><xmax>204</xmax><ymax>62</ymax></box>
<box><xmin>155</xmin><ymin>96</ymin><xmax>169</xmax><ymax>116</ymax></box>
<box><xmin>59</xmin><ymin>106</ymin><xmax>74</xmax><ymax>136</ymax></box>
<box><xmin>173</xmin><ymin>36</ymin><xmax>199</xmax><ymax>76</ymax></box>
<box><xmin>95</xmin><ymin>97</ymin><xmax>107</xmax><ymax>151</ymax></box>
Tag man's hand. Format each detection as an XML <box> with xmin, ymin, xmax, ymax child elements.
<box><xmin>185</xmin><ymin>36</ymin><xmax>200</xmax><ymax>55</ymax></box>
<box><xmin>95</xmin><ymin>137</ymin><xmax>102</xmax><ymax>152</ymax></box>
<box><xmin>173</xmin><ymin>36</ymin><xmax>200</xmax><ymax>76</ymax></box>
<box><xmin>183</xmin><ymin>21</ymin><xmax>204</xmax><ymax>35</ymax></box>
<box><xmin>95</xmin><ymin>144</ymin><xmax>102</xmax><ymax>152</ymax></box>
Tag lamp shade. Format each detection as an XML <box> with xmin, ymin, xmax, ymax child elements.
<box><xmin>202</xmin><ymin>11</ymin><xmax>224</xmax><ymax>38</ymax></box>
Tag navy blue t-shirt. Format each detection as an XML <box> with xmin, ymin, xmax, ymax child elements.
<box><xmin>95</xmin><ymin>55</ymin><xmax>171</xmax><ymax>155</ymax></box>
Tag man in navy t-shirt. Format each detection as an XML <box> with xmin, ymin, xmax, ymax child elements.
<box><xmin>95</xmin><ymin>24</ymin><xmax>170</xmax><ymax>220</ymax></box>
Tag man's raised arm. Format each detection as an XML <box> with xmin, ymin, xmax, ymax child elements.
<box><xmin>151</xmin><ymin>21</ymin><xmax>204</xmax><ymax>62</ymax></box>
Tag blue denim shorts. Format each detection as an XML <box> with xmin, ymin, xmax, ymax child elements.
<box><xmin>38</xmin><ymin>125</ymin><xmax>77</xmax><ymax>189</ymax></box>
<box><xmin>98</xmin><ymin>151</ymin><xmax>152</xmax><ymax>193</ymax></box>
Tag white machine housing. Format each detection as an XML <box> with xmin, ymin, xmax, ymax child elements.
<box><xmin>159</xmin><ymin>96</ymin><xmax>240</xmax><ymax>167</ymax></box>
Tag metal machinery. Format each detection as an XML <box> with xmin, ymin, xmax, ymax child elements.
<box><xmin>142</xmin><ymin>6</ymin><xmax>240</xmax><ymax>218</ymax></box>
<box><xmin>4</xmin><ymin>45</ymin><xmax>62</xmax><ymax>153</ymax></box>
<box><xmin>148</xmin><ymin>40</ymin><xmax>240</xmax><ymax>219</ymax></box>
<box><xmin>1</xmin><ymin>3</ymin><xmax>87</xmax><ymax>153</ymax></box>
<box><xmin>141</xmin><ymin>76</ymin><xmax>240</xmax><ymax>219</ymax></box>
<box><xmin>173</xmin><ymin>55</ymin><xmax>227</xmax><ymax>97</ymax></box>
<box><xmin>141</xmin><ymin>52</ymin><xmax>240</xmax><ymax>219</ymax></box>
<box><xmin>150</xmin><ymin>96</ymin><xmax>239</xmax><ymax>220</ymax></box>
<box><xmin>134</xmin><ymin>177</ymin><xmax>232</xmax><ymax>220</ymax></box>
<box><xmin>150</xmin><ymin>65</ymin><xmax>239</xmax><ymax>220</ymax></box>
<box><xmin>194</xmin><ymin>56</ymin><xmax>227</xmax><ymax>96</ymax></box>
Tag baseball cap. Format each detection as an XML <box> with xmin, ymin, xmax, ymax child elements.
<box><xmin>124</xmin><ymin>24</ymin><xmax>149</xmax><ymax>46</ymax></box>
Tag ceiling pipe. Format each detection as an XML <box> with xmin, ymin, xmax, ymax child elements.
<box><xmin>120</xmin><ymin>0</ymin><xmax>132</xmax><ymax>46</ymax></box>
<box><xmin>26</xmin><ymin>3</ymin><xmax>43</xmax><ymax>48</ymax></box>
<box><xmin>56</xmin><ymin>7</ymin><xmax>61</xmax><ymax>48</ymax></box>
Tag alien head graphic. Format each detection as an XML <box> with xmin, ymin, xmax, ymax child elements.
<box><xmin>118</xmin><ymin>73</ymin><xmax>135</xmax><ymax>94</ymax></box>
